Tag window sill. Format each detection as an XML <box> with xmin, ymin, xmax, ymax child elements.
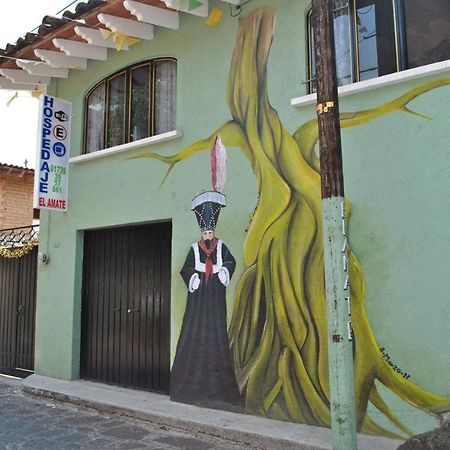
<box><xmin>291</xmin><ymin>59</ymin><xmax>450</xmax><ymax>108</ymax></box>
<box><xmin>69</xmin><ymin>130</ymin><xmax>183</xmax><ymax>164</ymax></box>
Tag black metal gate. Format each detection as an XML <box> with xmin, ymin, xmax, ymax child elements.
<box><xmin>81</xmin><ymin>222</ymin><xmax>171</xmax><ymax>393</ymax></box>
<box><xmin>0</xmin><ymin>226</ymin><xmax>38</xmax><ymax>377</ymax></box>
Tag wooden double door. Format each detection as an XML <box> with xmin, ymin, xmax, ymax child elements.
<box><xmin>0</xmin><ymin>247</ymin><xmax>37</xmax><ymax>377</ymax></box>
<box><xmin>81</xmin><ymin>222</ymin><xmax>171</xmax><ymax>393</ymax></box>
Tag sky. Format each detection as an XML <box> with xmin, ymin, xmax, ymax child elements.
<box><xmin>0</xmin><ymin>1</ymin><xmax>83</xmax><ymax>169</ymax></box>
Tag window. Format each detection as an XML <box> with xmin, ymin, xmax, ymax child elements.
<box><xmin>307</xmin><ymin>0</ymin><xmax>450</xmax><ymax>92</ymax></box>
<box><xmin>403</xmin><ymin>0</ymin><xmax>450</xmax><ymax>68</ymax></box>
<box><xmin>84</xmin><ymin>58</ymin><xmax>176</xmax><ymax>153</ymax></box>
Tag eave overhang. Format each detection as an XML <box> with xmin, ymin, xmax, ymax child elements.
<box><xmin>0</xmin><ymin>0</ymin><xmax>241</xmax><ymax>91</ymax></box>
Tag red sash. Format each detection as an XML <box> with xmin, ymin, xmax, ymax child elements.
<box><xmin>198</xmin><ymin>239</ymin><xmax>218</xmax><ymax>282</ymax></box>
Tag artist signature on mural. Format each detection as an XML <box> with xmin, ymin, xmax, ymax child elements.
<box><xmin>380</xmin><ymin>347</ymin><xmax>411</xmax><ymax>380</ymax></box>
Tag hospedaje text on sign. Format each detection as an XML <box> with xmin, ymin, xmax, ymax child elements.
<box><xmin>33</xmin><ymin>95</ymin><xmax>71</xmax><ymax>211</ymax></box>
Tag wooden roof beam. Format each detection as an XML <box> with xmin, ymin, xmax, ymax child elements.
<box><xmin>161</xmin><ymin>0</ymin><xmax>208</xmax><ymax>17</ymax></box>
<box><xmin>97</xmin><ymin>13</ymin><xmax>154</xmax><ymax>39</ymax></box>
<box><xmin>0</xmin><ymin>76</ymin><xmax>45</xmax><ymax>91</ymax></box>
<box><xmin>74</xmin><ymin>26</ymin><xmax>131</xmax><ymax>50</ymax></box>
<box><xmin>53</xmin><ymin>38</ymin><xmax>108</xmax><ymax>60</ymax></box>
<box><xmin>123</xmin><ymin>0</ymin><xmax>179</xmax><ymax>29</ymax></box>
<box><xmin>0</xmin><ymin>68</ymin><xmax>51</xmax><ymax>85</ymax></box>
<box><xmin>16</xmin><ymin>60</ymin><xmax>69</xmax><ymax>78</ymax></box>
<box><xmin>34</xmin><ymin>49</ymin><xmax>88</xmax><ymax>69</ymax></box>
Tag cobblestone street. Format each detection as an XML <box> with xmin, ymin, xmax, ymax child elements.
<box><xmin>0</xmin><ymin>381</ymin><xmax>254</xmax><ymax>450</ymax></box>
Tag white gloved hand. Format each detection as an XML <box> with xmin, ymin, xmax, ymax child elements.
<box><xmin>218</xmin><ymin>268</ymin><xmax>229</xmax><ymax>286</ymax></box>
<box><xmin>189</xmin><ymin>273</ymin><xmax>200</xmax><ymax>292</ymax></box>
<box><xmin>192</xmin><ymin>275</ymin><xmax>200</xmax><ymax>290</ymax></box>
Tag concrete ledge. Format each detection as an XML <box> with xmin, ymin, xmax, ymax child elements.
<box><xmin>22</xmin><ymin>374</ymin><xmax>401</xmax><ymax>450</ymax></box>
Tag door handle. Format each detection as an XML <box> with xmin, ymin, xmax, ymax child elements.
<box><xmin>127</xmin><ymin>309</ymin><xmax>140</xmax><ymax>313</ymax></box>
<box><xmin>17</xmin><ymin>305</ymin><xmax>24</xmax><ymax>316</ymax></box>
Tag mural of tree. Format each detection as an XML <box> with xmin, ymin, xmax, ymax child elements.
<box><xmin>133</xmin><ymin>7</ymin><xmax>450</xmax><ymax>439</ymax></box>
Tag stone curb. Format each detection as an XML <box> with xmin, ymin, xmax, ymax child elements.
<box><xmin>21</xmin><ymin>375</ymin><xmax>402</xmax><ymax>450</ymax></box>
<box><xmin>22</xmin><ymin>384</ymin><xmax>318</xmax><ymax>450</ymax></box>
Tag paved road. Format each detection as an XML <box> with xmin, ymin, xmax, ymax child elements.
<box><xmin>0</xmin><ymin>380</ymin><xmax>255</xmax><ymax>450</ymax></box>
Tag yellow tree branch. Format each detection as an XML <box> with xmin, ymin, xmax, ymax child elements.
<box><xmin>293</xmin><ymin>77</ymin><xmax>450</xmax><ymax>172</ymax></box>
<box><xmin>128</xmin><ymin>121</ymin><xmax>251</xmax><ymax>186</ymax></box>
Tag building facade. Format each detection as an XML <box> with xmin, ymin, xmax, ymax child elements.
<box><xmin>0</xmin><ymin>164</ymin><xmax>35</xmax><ymax>229</ymax></box>
<box><xmin>1</xmin><ymin>0</ymin><xmax>449</xmax><ymax>441</ymax></box>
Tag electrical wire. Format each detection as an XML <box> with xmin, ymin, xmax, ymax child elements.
<box><xmin>229</xmin><ymin>0</ymin><xmax>255</xmax><ymax>18</ymax></box>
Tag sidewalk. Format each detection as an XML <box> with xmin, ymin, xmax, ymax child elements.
<box><xmin>18</xmin><ymin>374</ymin><xmax>403</xmax><ymax>450</ymax></box>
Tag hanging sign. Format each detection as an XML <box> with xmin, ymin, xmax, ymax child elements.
<box><xmin>33</xmin><ymin>95</ymin><xmax>71</xmax><ymax>211</ymax></box>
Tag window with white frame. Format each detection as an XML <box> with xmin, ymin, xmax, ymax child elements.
<box><xmin>84</xmin><ymin>58</ymin><xmax>177</xmax><ymax>153</ymax></box>
<box><xmin>307</xmin><ymin>0</ymin><xmax>450</xmax><ymax>92</ymax></box>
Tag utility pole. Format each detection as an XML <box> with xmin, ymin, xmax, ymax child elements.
<box><xmin>312</xmin><ymin>0</ymin><xmax>357</xmax><ymax>449</ymax></box>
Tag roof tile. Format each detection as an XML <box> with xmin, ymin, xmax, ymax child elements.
<box><xmin>0</xmin><ymin>0</ymin><xmax>107</xmax><ymax>62</ymax></box>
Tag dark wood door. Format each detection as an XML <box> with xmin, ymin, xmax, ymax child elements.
<box><xmin>0</xmin><ymin>247</ymin><xmax>37</xmax><ymax>377</ymax></box>
<box><xmin>81</xmin><ymin>222</ymin><xmax>171</xmax><ymax>393</ymax></box>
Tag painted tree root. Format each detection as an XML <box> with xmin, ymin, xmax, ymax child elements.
<box><xmin>132</xmin><ymin>7</ymin><xmax>450</xmax><ymax>439</ymax></box>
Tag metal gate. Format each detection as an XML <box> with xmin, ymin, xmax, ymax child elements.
<box><xmin>81</xmin><ymin>222</ymin><xmax>171</xmax><ymax>393</ymax></box>
<box><xmin>0</xmin><ymin>226</ymin><xmax>38</xmax><ymax>377</ymax></box>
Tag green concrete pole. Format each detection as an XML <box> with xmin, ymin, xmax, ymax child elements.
<box><xmin>322</xmin><ymin>198</ymin><xmax>357</xmax><ymax>450</ymax></box>
<box><xmin>312</xmin><ymin>0</ymin><xmax>358</xmax><ymax>448</ymax></box>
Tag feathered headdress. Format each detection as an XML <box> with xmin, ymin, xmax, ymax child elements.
<box><xmin>191</xmin><ymin>136</ymin><xmax>227</xmax><ymax>231</ymax></box>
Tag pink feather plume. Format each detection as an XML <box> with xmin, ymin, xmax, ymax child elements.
<box><xmin>211</xmin><ymin>135</ymin><xmax>227</xmax><ymax>192</ymax></box>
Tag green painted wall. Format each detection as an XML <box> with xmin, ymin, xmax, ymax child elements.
<box><xmin>338</xmin><ymin>79</ymin><xmax>450</xmax><ymax>433</ymax></box>
<box><xmin>34</xmin><ymin>0</ymin><xmax>450</xmax><ymax>438</ymax></box>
